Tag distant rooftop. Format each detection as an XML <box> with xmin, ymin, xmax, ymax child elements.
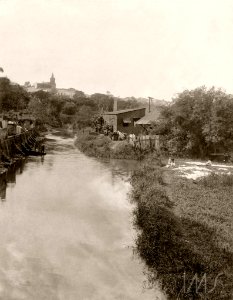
<box><xmin>103</xmin><ymin>107</ymin><xmax>146</xmax><ymax>115</ymax></box>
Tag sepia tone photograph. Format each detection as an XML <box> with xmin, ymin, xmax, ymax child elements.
<box><xmin>0</xmin><ymin>0</ymin><xmax>233</xmax><ymax>299</ymax></box>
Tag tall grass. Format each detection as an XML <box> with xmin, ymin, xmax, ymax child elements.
<box><xmin>75</xmin><ymin>133</ymin><xmax>148</xmax><ymax>160</ymax></box>
<box><xmin>75</xmin><ymin>134</ymin><xmax>111</xmax><ymax>158</ymax></box>
<box><xmin>130</xmin><ymin>162</ymin><xmax>233</xmax><ymax>299</ymax></box>
<box><xmin>200</xmin><ymin>172</ymin><xmax>233</xmax><ymax>188</ymax></box>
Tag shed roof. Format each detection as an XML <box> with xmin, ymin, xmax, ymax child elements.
<box><xmin>103</xmin><ymin>107</ymin><xmax>146</xmax><ymax>115</ymax></box>
<box><xmin>135</xmin><ymin>109</ymin><xmax>161</xmax><ymax>125</ymax></box>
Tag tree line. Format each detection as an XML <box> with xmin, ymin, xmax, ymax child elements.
<box><xmin>151</xmin><ymin>86</ymin><xmax>233</xmax><ymax>157</ymax></box>
<box><xmin>0</xmin><ymin>77</ymin><xmax>141</xmax><ymax>128</ymax></box>
<box><xmin>2</xmin><ymin>77</ymin><xmax>233</xmax><ymax>157</ymax></box>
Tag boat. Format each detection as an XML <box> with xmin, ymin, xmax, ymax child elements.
<box><xmin>28</xmin><ymin>150</ymin><xmax>46</xmax><ymax>156</ymax></box>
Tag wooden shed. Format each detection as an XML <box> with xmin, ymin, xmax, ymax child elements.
<box><xmin>103</xmin><ymin>107</ymin><xmax>146</xmax><ymax>134</ymax></box>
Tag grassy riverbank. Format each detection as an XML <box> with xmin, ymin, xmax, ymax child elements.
<box><xmin>131</xmin><ymin>160</ymin><xmax>233</xmax><ymax>299</ymax></box>
<box><xmin>75</xmin><ymin>133</ymin><xmax>146</xmax><ymax>160</ymax></box>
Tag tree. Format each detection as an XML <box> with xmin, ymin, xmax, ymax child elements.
<box><xmin>31</xmin><ymin>90</ymin><xmax>50</xmax><ymax>101</ymax></box>
<box><xmin>75</xmin><ymin>105</ymin><xmax>95</xmax><ymax>128</ymax></box>
<box><xmin>151</xmin><ymin>86</ymin><xmax>233</xmax><ymax>157</ymax></box>
<box><xmin>28</xmin><ymin>96</ymin><xmax>48</xmax><ymax>123</ymax></box>
<box><xmin>117</xmin><ymin>97</ymin><xmax>140</xmax><ymax>110</ymax></box>
<box><xmin>61</xmin><ymin>102</ymin><xmax>76</xmax><ymax>115</ymax></box>
<box><xmin>90</xmin><ymin>93</ymin><xmax>113</xmax><ymax>112</ymax></box>
<box><xmin>0</xmin><ymin>78</ymin><xmax>30</xmax><ymax>111</ymax></box>
<box><xmin>28</xmin><ymin>93</ymin><xmax>67</xmax><ymax>127</ymax></box>
<box><xmin>73</xmin><ymin>90</ymin><xmax>86</xmax><ymax>99</ymax></box>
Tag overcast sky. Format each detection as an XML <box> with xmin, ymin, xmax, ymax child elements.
<box><xmin>1</xmin><ymin>0</ymin><xmax>233</xmax><ymax>100</ymax></box>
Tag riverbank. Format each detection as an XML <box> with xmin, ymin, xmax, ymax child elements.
<box><xmin>0</xmin><ymin>130</ymin><xmax>44</xmax><ymax>178</ymax></box>
<box><xmin>75</xmin><ymin>131</ymin><xmax>233</xmax><ymax>298</ymax></box>
<box><xmin>75</xmin><ymin>133</ymin><xmax>147</xmax><ymax>160</ymax></box>
<box><xmin>130</xmin><ymin>159</ymin><xmax>233</xmax><ymax>299</ymax></box>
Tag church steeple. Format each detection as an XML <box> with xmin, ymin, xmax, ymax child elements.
<box><xmin>50</xmin><ymin>73</ymin><xmax>56</xmax><ymax>90</ymax></box>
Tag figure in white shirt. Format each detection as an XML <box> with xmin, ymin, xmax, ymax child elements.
<box><xmin>166</xmin><ymin>157</ymin><xmax>175</xmax><ymax>167</ymax></box>
<box><xmin>206</xmin><ymin>160</ymin><xmax>212</xmax><ymax>166</ymax></box>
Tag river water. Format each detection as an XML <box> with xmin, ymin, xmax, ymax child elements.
<box><xmin>0</xmin><ymin>134</ymin><xmax>164</xmax><ymax>300</ymax></box>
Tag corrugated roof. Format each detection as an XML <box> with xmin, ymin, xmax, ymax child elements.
<box><xmin>135</xmin><ymin>110</ymin><xmax>161</xmax><ymax>125</ymax></box>
<box><xmin>103</xmin><ymin>107</ymin><xmax>146</xmax><ymax>115</ymax></box>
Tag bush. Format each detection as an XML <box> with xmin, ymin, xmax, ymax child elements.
<box><xmin>110</xmin><ymin>141</ymin><xmax>139</xmax><ymax>159</ymax></box>
<box><xmin>75</xmin><ymin>134</ymin><xmax>155</xmax><ymax>160</ymax></box>
<box><xmin>75</xmin><ymin>134</ymin><xmax>111</xmax><ymax>158</ymax></box>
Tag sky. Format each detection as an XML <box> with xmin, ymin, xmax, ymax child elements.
<box><xmin>1</xmin><ymin>0</ymin><xmax>233</xmax><ymax>100</ymax></box>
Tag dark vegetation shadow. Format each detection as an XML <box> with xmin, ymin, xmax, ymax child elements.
<box><xmin>130</xmin><ymin>163</ymin><xmax>233</xmax><ymax>299</ymax></box>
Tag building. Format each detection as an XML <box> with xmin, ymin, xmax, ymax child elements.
<box><xmin>25</xmin><ymin>73</ymin><xmax>57</xmax><ymax>93</ymax></box>
<box><xmin>103</xmin><ymin>107</ymin><xmax>146</xmax><ymax>134</ymax></box>
<box><xmin>0</xmin><ymin>110</ymin><xmax>36</xmax><ymax>137</ymax></box>
<box><xmin>24</xmin><ymin>74</ymin><xmax>77</xmax><ymax>98</ymax></box>
<box><xmin>134</xmin><ymin>109</ymin><xmax>162</xmax><ymax>133</ymax></box>
<box><xmin>24</xmin><ymin>73</ymin><xmax>76</xmax><ymax>99</ymax></box>
<box><xmin>56</xmin><ymin>88</ymin><xmax>76</xmax><ymax>98</ymax></box>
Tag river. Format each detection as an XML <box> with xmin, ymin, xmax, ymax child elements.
<box><xmin>0</xmin><ymin>134</ymin><xmax>165</xmax><ymax>300</ymax></box>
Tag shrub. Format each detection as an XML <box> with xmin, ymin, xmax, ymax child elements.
<box><xmin>75</xmin><ymin>134</ymin><xmax>157</xmax><ymax>160</ymax></box>
<box><xmin>75</xmin><ymin>134</ymin><xmax>111</xmax><ymax>158</ymax></box>
<box><xmin>110</xmin><ymin>141</ymin><xmax>139</xmax><ymax>159</ymax></box>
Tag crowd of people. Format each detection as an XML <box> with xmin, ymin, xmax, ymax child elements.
<box><xmin>93</xmin><ymin>116</ymin><xmax>128</xmax><ymax>141</ymax></box>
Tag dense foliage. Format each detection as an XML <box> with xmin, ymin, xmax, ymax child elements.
<box><xmin>0</xmin><ymin>77</ymin><xmax>30</xmax><ymax>111</ymax></box>
<box><xmin>3</xmin><ymin>75</ymin><xmax>233</xmax><ymax>160</ymax></box>
<box><xmin>28</xmin><ymin>91</ymin><xmax>143</xmax><ymax>129</ymax></box>
<box><xmin>75</xmin><ymin>133</ymin><xmax>143</xmax><ymax>159</ymax></box>
<box><xmin>0</xmin><ymin>77</ymin><xmax>143</xmax><ymax>129</ymax></box>
<box><xmin>152</xmin><ymin>87</ymin><xmax>233</xmax><ymax>157</ymax></box>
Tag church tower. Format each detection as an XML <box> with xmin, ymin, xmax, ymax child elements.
<box><xmin>50</xmin><ymin>73</ymin><xmax>56</xmax><ymax>92</ymax></box>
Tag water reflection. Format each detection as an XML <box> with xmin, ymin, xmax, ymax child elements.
<box><xmin>0</xmin><ymin>156</ymin><xmax>46</xmax><ymax>201</ymax></box>
<box><xmin>97</xmin><ymin>158</ymin><xmax>140</xmax><ymax>188</ymax></box>
<box><xmin>0</xmin><ymin>159</ymin><xmax>27</xmax><ymax>200</ymax></box>
<box><xmin>7</xmin><ymin>159</ymin><xmax>26</xmax><ymax>183</ymax></box>
<box><xmin>0</xmin><ymin>134</ymin><xmax>165</xmax><ymax>300</ymax></box>
<box><xmin>0</xmin><ymin>177</ymin><xmax>6</xmax><ymax>200</ymax></box>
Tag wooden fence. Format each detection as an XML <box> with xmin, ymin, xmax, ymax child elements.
<box><xmin>129</xmin><ymin>135</ymin><xmax>160</xmax><ymax>151</ymax></box>
<box><xmin>0</xmin><ymin>129</ymin><xmax>37</xmax><ymax>158</ymax></box>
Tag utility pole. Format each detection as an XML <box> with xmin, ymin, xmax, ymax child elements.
<box><xmin>148</xmin><ymin>97</ymin><xmax>153</xmax><ymax>113</ymax></box>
